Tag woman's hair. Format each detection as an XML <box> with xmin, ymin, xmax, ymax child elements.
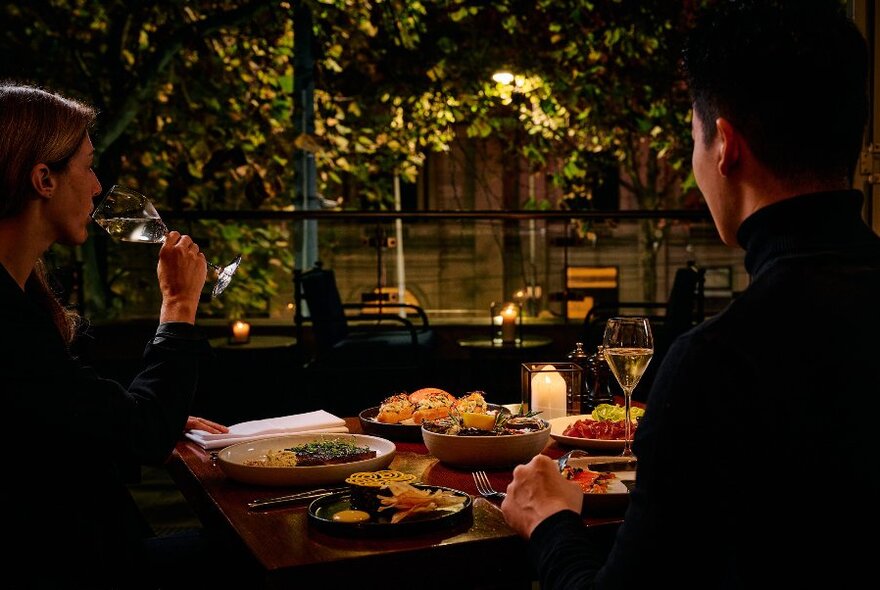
<box><xmin>0</xmin><ymin>83</ymin><xmax>97</xmax><ymax>345</ymax></box>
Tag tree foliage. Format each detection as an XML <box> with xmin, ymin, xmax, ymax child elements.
<box><xmin>1</xmin><ymin>0</ymin><xmax>702</xmax><ymax>312</ymax></box>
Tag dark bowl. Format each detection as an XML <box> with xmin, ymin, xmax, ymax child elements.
<box><xmin>359</xmin><ymin>403</ymin><xmax>511</xmax><ymax>442</ymax></box>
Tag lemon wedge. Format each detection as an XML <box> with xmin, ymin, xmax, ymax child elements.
<box><xmin>461</xmin><ymin>412</ymin><xmax>496</xmax><ymax>430</ymax></box>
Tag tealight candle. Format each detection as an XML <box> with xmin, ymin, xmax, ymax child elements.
<box><xmin>231</xmin><ymin>320</ymin><xmax>250</xmax><ymax>344</ymax></box>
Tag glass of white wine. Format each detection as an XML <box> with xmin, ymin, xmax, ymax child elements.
<box><xmin>603</xmin><ymin>316</ymin><xmax>654</xmax><ymax>457</ymax></box>
<box><xmin>91</xmin><ymin>185</ymin><xmax>242</xmax><ymax>298</ymax></box>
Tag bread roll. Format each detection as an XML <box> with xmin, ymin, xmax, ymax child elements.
<box><xmin>376</xmin><ymin>393</ymin><xmax>414</xmax><ymax>424</ymax></box>
<box><xmin>410</xmin><ymin>388</ymin><xmax>456</xmax><ymax>424</ymax></box>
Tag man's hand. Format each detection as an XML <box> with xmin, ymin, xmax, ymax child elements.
<box><xmin>501</xmin><ymin>454</ymin><xmax>584</xmax><ymax>538</ymax></box>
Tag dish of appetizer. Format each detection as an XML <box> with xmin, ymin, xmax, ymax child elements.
<box><xmin>217</xmin><ymin>434</ymin><xmax>396</xmax><ymax>486</ymax></box>
<box><xmin>548</xmin><ymin>404</ymin><xmax>646</xmax><ymax>450</ymax></box>
<box><xmin>307</xmin><ymin>468</ymin><xmax>472</xmax><ymax>536</ymax></box>
<box><xmin>359</xmin><ymin>389</ymin><xmax>509</xmax><ymax>441</ymax></box>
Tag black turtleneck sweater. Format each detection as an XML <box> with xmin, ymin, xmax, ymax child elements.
<box><xmin>530</xmin><ymin>190</ymin><xmax>880</xmax><ymax>589</ymax></box>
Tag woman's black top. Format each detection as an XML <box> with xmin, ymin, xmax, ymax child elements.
<box><xmin>0</xmin><ymin>263</ymin><xmax>210</xmax><ymax>588</ymax></box>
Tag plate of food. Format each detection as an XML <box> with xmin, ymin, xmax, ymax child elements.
<box><xmin>563</xmin><ymin>457</ymin><xmax>636</xmax><ymax>513</ymax></box>
<box><xmin>359</xmin><ymin>388</ymin><xmax>509</xmax><ymax>441</ymax></box>
<box><xmin>548</xmin><ymin>404</ymin><xmax>645</xmax><ymax>450</ymax></box>
<box><xmin>216</xmin><ymin>433</ymin><xmax>396</xmax><ymax>486</ymax></box>
<box><xmin>308</xmin><ymin>473</ymin><xmax>472</xmax><ymax>537</ymax></box>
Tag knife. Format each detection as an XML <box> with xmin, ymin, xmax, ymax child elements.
<box><xmin>248</xmin><ymin>485</ymin><xmax>349</xmax><ymax>511</ymax></box>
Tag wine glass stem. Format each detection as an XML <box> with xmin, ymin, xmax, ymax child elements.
<box><xmin>160</xmin><ymin>230</ymin><xmax>221</xmax><ymax>274</ymax></box>
<box><xmin>622</xmin><ymin>389</ymin><xmax>634</xmax><ymax>457</ymax></box>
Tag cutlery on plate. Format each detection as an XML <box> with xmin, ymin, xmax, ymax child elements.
<box><xmin>557</xmin><ymin>449</ymin><xmax>637</xmax><ymax>472</ymax></box>
<box><xmin>248</xmin><ymin>486</ymin><xmax>349</xmax><ymax>511</ymax></box>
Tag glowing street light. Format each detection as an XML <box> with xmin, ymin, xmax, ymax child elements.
<box><xmin>491</xmin><ymin>70</ymin><xmax>515</xmax><ymax>85</ymax></box>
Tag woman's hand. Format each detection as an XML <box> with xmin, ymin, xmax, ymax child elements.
<box><xmin>185</xmin><ymin>416</ymin><xmax>228</xmax><ymax>434</ymax></box>
<box><xmin>158</xmin><ymin>231</ymin><xmax>208</xmax><ymax>324</ymax></box>
<box><xmin>501</xmin><ymin>454</ymin><xmax>584</xmax><ymax>538</ymax></box>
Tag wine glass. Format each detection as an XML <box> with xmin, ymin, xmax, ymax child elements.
<box><xmin>602</xmin><ymin>317</ymin><xmax>653</xmax><ymax>457</ymax></box>
<box><xmin>91</xmin><ymin>185</ymin><xmax>242</xmax><ymax>298</ymax></box>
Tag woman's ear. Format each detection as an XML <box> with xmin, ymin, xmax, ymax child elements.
<box><xmin>715</xmin><ymin>117</ymin><xmax>741</xmax><ymax>177</ymax></box>
<box><xmin>29</xmin><ymin>163</ymin><xmax>55</xmax><ymax>198</ymax></box>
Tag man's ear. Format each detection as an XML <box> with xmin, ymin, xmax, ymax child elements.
<box><xmin>715</xmin><ymin>117</ymin><xmax>741</xmax><ymax>177</ymax></box>
<box><xmin>29</xmin><ymin>163</ymin><xmax>55</xmax><ymax>198</ymax></box>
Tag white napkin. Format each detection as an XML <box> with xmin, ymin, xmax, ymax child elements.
<box><xmin>184</xmin><ymin>410</ymin><xmax>349</xmax><ymax>450</ymax></box>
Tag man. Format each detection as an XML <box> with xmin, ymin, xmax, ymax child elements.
<box><xmin>501</xmin><ymin>1</ymin><xmax>880</xmax><ymax>588</ymax></box>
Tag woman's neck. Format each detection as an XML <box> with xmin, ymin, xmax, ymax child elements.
<box><xmin>0</xmin><ymin>214</ymin><xmax>48</xmax><ymax>290</ymax></box>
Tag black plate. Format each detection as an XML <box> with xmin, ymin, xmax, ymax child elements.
<box><xmin>308</xmin><ymin>484</ymin><xmax>473</xmax><ymax>537</ymax></box>
<box><xmin>359</xmin><ymin>403</ymin><xmax>510</xmax><ymax>442</ymax></box>
<box><xmin>358</xmin><ymin>407</ymin><xmax>423</xmax><ymax>441</ymax></box>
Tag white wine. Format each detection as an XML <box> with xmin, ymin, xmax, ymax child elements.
<box><xmin>95</xmin><ymin>217</ymin><xmax>167</xmax><ymax>243</ymax></box>
<box><xmin>603</xmin><ymin>347</ymin><xmax>653</xmax><ymax>391</ymax></box>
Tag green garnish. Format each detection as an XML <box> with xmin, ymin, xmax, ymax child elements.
<box><xmin>285</xmin><ymin>439</ymin><xmax>369</xmax><ymax>456</ymax></box>
<box><xmin>591</xmin><ymin>403</ymin><xmax>645</xmax><ymax>422</ymax></box>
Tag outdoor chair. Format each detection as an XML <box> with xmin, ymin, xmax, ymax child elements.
<box><xmin>293</xmin><ymin>262</ymin><xmax>437</xmax><ymax>413</ymax></box>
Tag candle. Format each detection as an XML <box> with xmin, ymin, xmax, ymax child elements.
<box><xmin>231</xmin><ymin>320</ymin><xmax>250</xmax><ymax>344</ymax></box>
<box><xmin>500</xmin><ymin>305</ymin><xmax>517</xmax><ymax>343</ymax></box>
<box><xmin>531</xmin><ymin>368</ymin><xmax>567</xmax><ymax>419</ymax></box>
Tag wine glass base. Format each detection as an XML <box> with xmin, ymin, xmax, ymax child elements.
<box><xmin>211</xmin><ymin>254</ymin><xmax>242</xmax><ymax>298</ymax></box>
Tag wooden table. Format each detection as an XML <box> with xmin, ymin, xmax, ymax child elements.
<box><xmin>167</xmin><ymin>417</ymin><xmax>625</xmax><ymax>589</ymax></box>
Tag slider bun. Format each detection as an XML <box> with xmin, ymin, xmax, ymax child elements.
<box><xmin>408</xmin><ymin>387</ymin><xmax>455</xmax><ymax>404</ymax></box>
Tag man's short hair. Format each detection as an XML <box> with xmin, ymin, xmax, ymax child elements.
<box><xmin>683</xmin><ymin>0</ymin><xmax>868</xmax><ymax>183</ymax></box>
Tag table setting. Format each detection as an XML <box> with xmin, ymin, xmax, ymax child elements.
<box><xmin>167</xmin><ymin>319</ymin><xmax>650</xmax><ymax>585</ymax></box>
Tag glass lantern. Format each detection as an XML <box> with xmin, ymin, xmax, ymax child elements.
<box><xmin>521</xmin><ymin>362</ymin><xmax>584</xmax><ymax>420</ymax></box>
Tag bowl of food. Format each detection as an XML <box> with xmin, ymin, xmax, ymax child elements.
<box><xmin>421</xmin><ymin>413</ymin><xmax>550</xmax><ymax>469</ymax></box>
<box><xmin>359</xmin><ymin>389</ymin><xmax>508</xmax><ymax>442</ymax></box>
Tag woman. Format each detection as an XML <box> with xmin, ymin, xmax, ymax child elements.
<box><xmin>0</xmin><ymin>83</ymin><xmax>230</xmax><ymax>588</ymax></box>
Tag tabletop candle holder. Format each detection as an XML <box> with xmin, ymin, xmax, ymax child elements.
<box><xmin>521</xmin><ymin>362</ymin><xmax>583</xmax><ymax>420</ymax></box>
<box><xmin>490</xmin><ymin>301</ymin><xmax>522</xmax><ymax>345</ymax></box>
<box><xmin>229</xmin><ymin>320</ymin><xmax>251</xmax><ymax>345</ymax></box>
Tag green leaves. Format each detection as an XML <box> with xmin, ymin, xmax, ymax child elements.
<box><xmin>2</xmin><ymin>0</ymin><xmax>703</xmax><ymax>316</ymax></box>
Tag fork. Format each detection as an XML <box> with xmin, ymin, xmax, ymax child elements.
<box><xmin>472</xmin><ymin>470</ymin><xmax>507</xmax><ymax>500</ymax></box>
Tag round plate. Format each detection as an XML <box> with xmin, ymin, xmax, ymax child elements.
<box><xmin>358</xmin><ymin>407</ymin><xmax>423</xmax><ymax>442</ymax></box>
<box><xmin>567</xmin><ymin>458</ymin><xmax>636</xmax><ymax>514</ymax></box>
<box><xmin>217</xmin><ymin>433</ymin><xmax>395</xmax><ymax>486</ymax></box>
<box><xmin>359</xmin><ymin>403</ymin><xmax>511</xmax><ymax>442</ymax></box>
<box><xmin>548</xmin><ymin>415</ymin><xmax>628</xmax><ymax>450</ymax></box>
<box><xmin>308</xmin><ymin>484</ymin><xmax>472</xmax><ymax>537</ymax></box>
